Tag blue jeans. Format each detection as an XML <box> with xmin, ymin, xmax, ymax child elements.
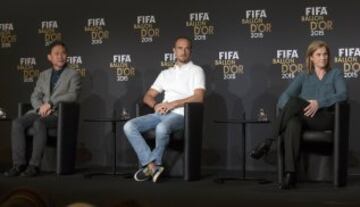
<box><xmin>123</xmin><ymin>112</ymin><xmax>184</xmax><ymax>166</ymax></box>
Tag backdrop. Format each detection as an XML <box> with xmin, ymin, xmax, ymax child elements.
<box><xmin>0</xmin><ymin>0</ymin><xmax>359</xmax><ymax>173</ymax></box>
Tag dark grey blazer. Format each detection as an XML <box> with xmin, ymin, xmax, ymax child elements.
<box><xmin>28</xmin><ymin>67</ymin><xmax>81</xmax><ymax>115</ymax></box>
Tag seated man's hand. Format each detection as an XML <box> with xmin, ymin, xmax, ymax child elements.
<box><xmin>154</xmin><ymin>103</ymin><xmax>167</xmax><ymax>115</ymax></box>
<box><xmin>162</xmin><ymin>101</ymin><xmax>177</xmax><ymax>114</ymax></box>
<box><xmin>154</xmin><ymin>102</ymin><xmax>177</xmax><ymax>115</ymax></box>
<box><xmin>38</xmin><ymin>103</ymin><xmax>52</xmax><ymax>117</ymax></box>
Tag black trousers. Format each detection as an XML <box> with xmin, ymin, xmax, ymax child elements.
<box><xmin>273</xmin><ymin>97</ymin><xmax>334</xmax><ymax>172</ymax></box>
<box><xmin>11</xmin><ymin>113</ymin><xmax>57</xmax><ymax>167</ymax></box>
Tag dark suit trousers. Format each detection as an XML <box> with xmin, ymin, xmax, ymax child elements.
<box><xmin>11</xmin><ymin>113</ymin><xmax>57</xmax><ymax>167</ymax></box>
<box><xmin>273</xmin><ymin>97</ymin><xmax>334</xmax><ymax>172</ymax></box>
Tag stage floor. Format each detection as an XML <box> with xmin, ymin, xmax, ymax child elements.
<box><xmin>1</xmin><ymin>168</ymin><xmax>360</xmax><ymax>207</ymax></box>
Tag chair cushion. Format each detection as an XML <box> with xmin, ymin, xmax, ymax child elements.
<box><xmin>26</xmin><ymin>127</ymin><xmax>58</xmax><ymax>137</ymax></box>
<box><xmin>302</xmin><ymin>130</ymin><xmax>333</xmax><ymax>143</ymax></box>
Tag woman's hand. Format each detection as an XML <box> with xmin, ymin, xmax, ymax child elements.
<box><xmin>304</xmin><ymin>100</ymin><xmax>319</xmax><ymax>118</ymax></box>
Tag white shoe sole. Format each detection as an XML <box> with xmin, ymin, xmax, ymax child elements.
<box><xmin>152</xmin><ymin>167</ymin><xmax>164</xmax><ymax>183</ymax></box>
<box><xmin>134</xmin><ymin>168</ymin><xmax>151</xmax><ymax>182</ymax></box>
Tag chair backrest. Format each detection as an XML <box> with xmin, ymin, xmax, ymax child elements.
<box><xmin>135</xmin><ymin>102</ymin><xmax>154</xmax><ymax>117</ymax></box>
<box><xmin>18</xmin><ymin>103</ymin><xmax>32</xmax><ymax>117</ymax></box>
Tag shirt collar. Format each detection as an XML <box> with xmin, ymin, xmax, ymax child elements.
<box><xmin>173</xmin><ymin>61</ymin><xmax>193</xmax><ymax>70</ymax></box>
<box><xmin>52</xmin><ymin>66</ymin><xmax>65</xmax><ymax>75</ymax></box>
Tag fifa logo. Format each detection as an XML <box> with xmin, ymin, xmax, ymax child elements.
<box><xmin>110</xmin><ymin>54</ymin><xmax>135</xmax><ymax>82</ymax></box>
<box><xmin>17</xmin><ymin>57</ymin><xmax>39</xmax><ymax>83</ymax></box>
<box><xmin>134</xmin><ymin>15</ymin><xmax>160</xmax><ymax>43</ymax></box>
<box><xmin>137</xmin><ymin>16</ymin><xmax>156</xmax><ymax>24</ymax></box>
<box><xmin>38</xmin><ymin>20</ymin><xmax>61</xmax><ymax>46</ymax></box>
<box><xmin>273</xmin><ymin>50</ymin><xmax>302</xmax><ymax>79</ymax></box>
<box><xmin>160</xmin><ymin>53</ymin><xmax>175</xmax><ymax>68</ymax></box>
<box><xmin>219</xmin><ymin>51</ymin><xmax>239</xmax><ymax>60</ymax></box>
<box><xmin>276</xmin><ymin>50</ymin><xmax>299</xmax><ymax>59</ymax></box>
<box><xmin>19</xmin><ymin>57</ymin><xmax>36</xmax><ymax>66</ymax></box>
<box><xmin>335</xmin><ymin>48</ymin><xmax>360</xmax><ymax>79</ymax></box>
<box><xmin>186</xmin><ymin>12</ymin><xmax>214</xmax><ymax>40</ymax></box>
<box><xmin>0</xmin><ymin>23</ymin><xmax>16</xmax><ymax>48</ymax></box>
<box><xmin>41</xmin><ymin>21</ymin><xmax>58</xmax><ymax>29</ymax></box>
<box><xmin>88</xmin><ymin>18</ymin><xmax>106</xmax><ymax>26</ymax></box>
<box><xmin>113</xmin><ymin>55</ymin><xmax>131</xmax><ymax>63</ymax></box>
<box><xmin>242</xmin><ymin>9</ymin><xmax>271</xmax><ymax>38</ymax></box>
<box><xmin>67</xmin><ymin>56</ymin><xmax>83</xmax><ymax>65</ymax></box>
<box><xmin>67</xmin><ymin>56</ymin><xmax>86</xmax><ymax>77</ymax></box>
<box><xmin>302</xmin><ymin>7</ymin><xmax>333</xmax><ymax>37</ymax></box>
<box><xmin>215</xmin><ymin>51</ymin><xmax>244</xmax><ymax>80</ymax></box>
<box><xmin>84</xmin><ymin>18</ymin><xmax>109</xmax><ymax>45</ymax></box>
<box><xmin>0</xmin><ymin>23</ymin><xmax>14</xmax><ymax>31</ymax></box>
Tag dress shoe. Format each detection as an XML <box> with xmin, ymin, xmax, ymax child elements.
<box><xmin>280</xmin><ymin>172</ymin><xmax>296</xmax><ymax>190</ymax></box>
<box><xmin>3</xmin><ymin>165</ymin><xmax>27</xmax><ymax>177</ymax></box>
<box><xmin>250</xmin><ymin>138</ymin><xmax>274</xmax><ymax>160</ymax></box>
<box><xmin>20</xmin><ymin>165</ymin><xmax>40</xmax><ymax>177</ymax></box>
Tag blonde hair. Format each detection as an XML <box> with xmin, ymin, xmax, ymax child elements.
<box><xmin>305</xmin><ymin>40</ymin><xmax>331</xmax><ymax>73</ymax></box>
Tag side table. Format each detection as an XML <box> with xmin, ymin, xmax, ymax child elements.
<box><xmin>83</xmin><ymin>117</ymin><xmax>130</xmax><ymax>178</ymax></box>
<box><xmin>214</xmin><ymin>114</ymin><xmax>271</xmax><ymax>184</ymax></box>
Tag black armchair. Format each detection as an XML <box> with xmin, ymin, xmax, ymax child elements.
<box><xmin>19</xmin><ymin>102</ymin><xmax>80</xmax><ymax>175</ymax></box>
<box><xmin>277</xmin><ymin>101</ymin><xmax>350</xmax><ymax>187</ymax></box>
<box><xmin>135</xmin><ymin>102</ymin><xmax>204</xmax><ymax>181</ymax></box>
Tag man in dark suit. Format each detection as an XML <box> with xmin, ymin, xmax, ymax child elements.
<box><xmin>4</xmin><ymin>41</ymin><xmax>81</xmax><ymax>177</ymax></box>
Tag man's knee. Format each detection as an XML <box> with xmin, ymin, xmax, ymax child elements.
<box><xmin>155</xmin><ymin>123</ymin><xmax>170</xmax><ymax>136</ymax></box>
<box><xmin>123</xmin><ymin>120</ymin><xmax>136</xmax><ymax>135</ymax></box>
<box><xmin>12</xmin><ymin>118</ymin><xmax>25</xmax><ymax>131</ymax></box>
<box><xmin>32</xmin><ymin>119</ymin><xmax>46</xmax><ymax>131</ymax></box>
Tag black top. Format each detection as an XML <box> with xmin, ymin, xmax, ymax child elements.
<box><xmin>50</xmin><ymin>67</ymin><xmax>65</xmax><ymax>94</ymax></box>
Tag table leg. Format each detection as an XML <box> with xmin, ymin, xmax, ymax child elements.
<box><xmin>84</xmin><ymin>121</ymin><xmax>131</xmax><ymax>179</ymax></box>
<box><xmin>112</xmin><ymin>121</ymin><xmax>117</xmax><ymax>175</ymax></box>
<box><xmin>213</xmin><ymin>118</ymin><xmax>272</xmax><ymax>184</ymax></box>
<box><xmin>242</xmin><ymin>122</ymin><xmax>246</xmax><ymax>179</ymax></box>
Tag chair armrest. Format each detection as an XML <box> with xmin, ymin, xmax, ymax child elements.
<box><xmin>57</xmin><ymin>102</ymin><xmax>80</xmax><ymax>174</ymax></box>
<box><xmin>57</xmin><ymin>102</ymin><xmax>80</xmax><ymax>141</ymax></box>
<box><xmin>58</xmin><ymin>102</ymin><xmax>80</xmax><ymax>129</ymax></box>
<box><xmin>334</xmin><ymin>101</ymin><xmax>350</xmax><ymax>151</ymax></box>
<box><xmin>184</xmin><ymin>102</ymin><xmax>204</xmax><ymax>181</ymax></box>
<box><xmin>277</xmin><ymin>134</ymin><xmax>285</xmax><ymax>185</ymax></box>
<box><xmin>333</xmin><ymin>101</ymin><xmax>350</xmax><ymax>186</ymax></box>
<box><xmin>135</xmin><ymin>102</ymin><xmax>154</xmax><ymax>117</ymax></box>
<box><xmin>17</xmin><ymin>103</ymin><xmax>32</xmax><ymax>118</ymax></box>
<box><xmin>334</xmin><ymin>101</ymin><xmax>350</xmax><ymax>139</ymax></box>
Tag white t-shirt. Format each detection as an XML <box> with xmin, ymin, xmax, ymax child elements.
<box><xmin>151</xmin><ymin>61</ymin><xmax>206</xmax><ymax>115</ymax></box>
